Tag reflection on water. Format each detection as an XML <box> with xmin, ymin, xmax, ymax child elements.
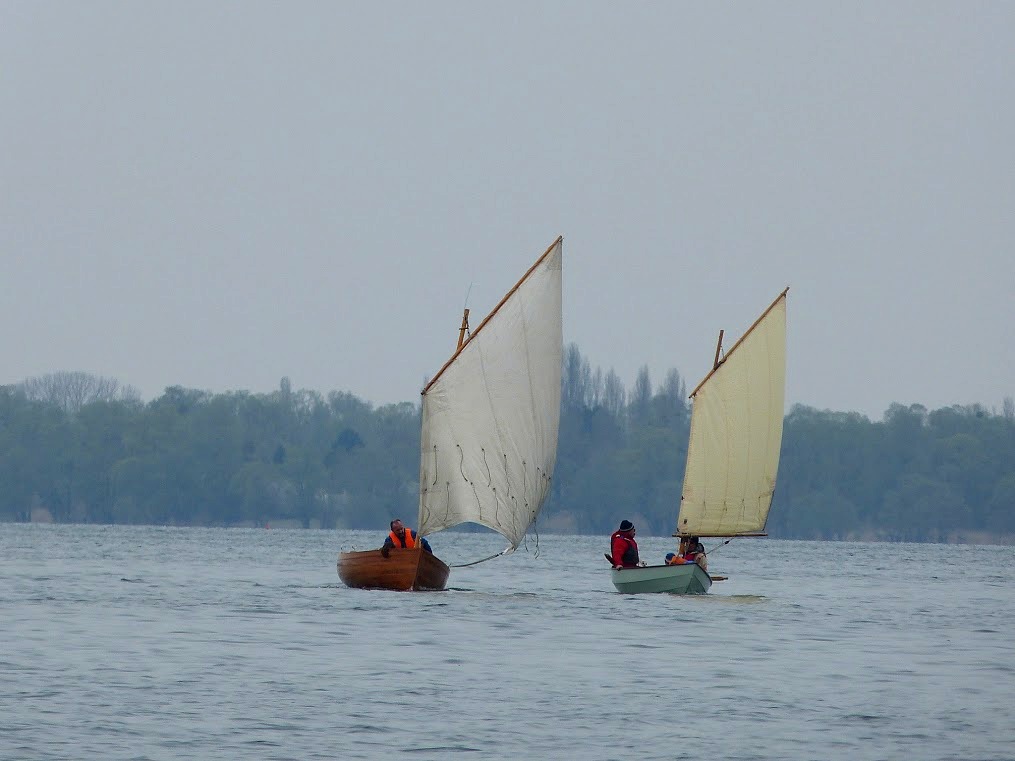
<box><xmin>3</xmin><ymin>524</ymin><xmax>1014</xmax><ymax>761</ymax></box>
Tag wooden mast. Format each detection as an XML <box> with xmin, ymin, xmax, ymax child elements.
<box><xmin>422</xmin><ymin>235</ymin><xmax>562</xmax><ymax>395</ymax></box>
<box><xmin>457</xmin><ymin>309</ymin><xmax>470</xmax><ymax>350</ymax></box>
<box><xmin>688</xmin><ymin>287</ymin><xmax>789</xmax><ymax>399</ymax></box>
<box><xmin>712</xmin><ymin>329</ymin><xmax>724</xmax><ymax>370</ymax></box>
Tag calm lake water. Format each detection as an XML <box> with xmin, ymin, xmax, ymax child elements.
<box><xmin>2</xmin><ymin>524</ymin><xmax>1013</xmax><ymax>761</ymax></box>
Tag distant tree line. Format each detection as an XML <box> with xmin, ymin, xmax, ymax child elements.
<box><xmin>2</xmin><ymin>359</ymin><xmax>1014</xmax><ymax>542</ymax></box>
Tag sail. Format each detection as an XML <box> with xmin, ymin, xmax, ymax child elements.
<box><xmin>417</xmin><ymin>238</ymin><xmax>563</xmax><ymax>548</ymax></box>
<box><xmin>676</xmin><ymin>289</ymin><xmax>787</xmax><ymax>537</ymax></box>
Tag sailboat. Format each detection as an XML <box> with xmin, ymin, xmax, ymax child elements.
<box><xmin>610</xmin><ymin>288</ymin><xmax>788</xmax><ymax>594</ymax></box>
<box><xmin>338</xmin><ymin>236</ymin><xmax>563</xmax><ymax>591</ymax></box>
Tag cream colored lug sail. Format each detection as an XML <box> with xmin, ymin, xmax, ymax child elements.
<box><xmin>417</xmin><ymin>238</ymin><xmax>563</xmax><ymax>548</ymax></box>
<box><xmin>676</xmin><ymin>291</ymin><xmax>787</xmax><ymax>537</ymax></box>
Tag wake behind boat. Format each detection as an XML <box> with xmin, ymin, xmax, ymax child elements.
<box><xmin>339</xmin><ymin>236</ymin><xmax>564</xmax><ymax>591</ymax></box>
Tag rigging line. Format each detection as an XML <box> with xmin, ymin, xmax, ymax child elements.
<box><xmin>469</xmin><ymin>481</ymin><xmax>482</xmax><ymax>521</ymax></box>
<box><xmin>705</xmin><ymin>537</ymin><xmax>735</xmax><ymax>555</ymax></box>
<box><xmin>516</xmin><ymin>509</ymin><xmax>540</xmax><ymax>559</ymax></box>
<box><xmin>442</xmin><ymin>481</ymin><xmax>451</xmax><ymax>524</ymax></box>
<box><xmin>450</xmin><ymin>546</ymin><xmax>513</xmax><ymax>568</ymax></box>
<box><xmin>481</xmin><ymin>447</ymin><xmax>491</xmax><ymax>486</ymax></box>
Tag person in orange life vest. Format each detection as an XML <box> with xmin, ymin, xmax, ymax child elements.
<box><xmin>610</xmin><ymin>520</ymin><xmax>640</xmax><ymax>569</ymax></box>
<box><xmin>381</xmin><ymin>518</ymin><xmax>432</xmax><ymax>556</ymax></box>
<box><xmin>665</xmin><ymin>552</ymin><xmax>686</xmax><ymax>565</ymax></box>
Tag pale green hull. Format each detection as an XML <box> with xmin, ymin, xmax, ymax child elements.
<box><xmin>610</xmin><ymin>563</ymin><xmax>712</xmax><ymax>595</ymax></box>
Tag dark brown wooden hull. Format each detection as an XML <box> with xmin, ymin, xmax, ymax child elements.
<box><xmin>337</xmin><ymin>548</ymin><xmax>450</xmax><ymax>591</ymax></box>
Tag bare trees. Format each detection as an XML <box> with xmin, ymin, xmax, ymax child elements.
<box><xmin>18</xmin><ymin>372</ymin><xmax>140</xmax><ymax>414</ymax></box>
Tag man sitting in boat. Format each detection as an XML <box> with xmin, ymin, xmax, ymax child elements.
<box><xmin>680</xmin><ymin>536</ymin><xmax>707</xmax><ymax>570</ymax></box>
<box><xmin>609</xmin><ymin>520</ymin><xmax>640</xmax><ymax>569</ymax></box>
<box><xmin>381</xmin><ymin>518</ymin><xmax>432</xmax><ymax>556</ymax></box>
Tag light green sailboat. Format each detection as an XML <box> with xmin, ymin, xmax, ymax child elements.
<box><xmin>611</xmin><ymin>288</ymin><xmax>789</xmax><ymax>595</ymax></box>
<box><xmin>610</xmin><ymin>560</ymin><xmax>712</xmax><ymax>595</ymax></box>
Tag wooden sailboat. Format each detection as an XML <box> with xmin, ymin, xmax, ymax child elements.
<box><xmin>336</xmin><ymin>547</ymin><xmax>451</xmax><ymax>591</ymax></box>
<box><xmin>338</xmin><ymin>236</ymin><xmax>564</xmax><ymax>591</ymax></box>
<box><xmin>611</xmin><ymin>288</ymin><xmax>788</xmax><ymax>595</ymax></box>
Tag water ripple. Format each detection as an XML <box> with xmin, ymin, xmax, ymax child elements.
<box><xmin>3</xmin><ymin>525</ymin><xmax>1014</xmax><ymax>761</ymax></box>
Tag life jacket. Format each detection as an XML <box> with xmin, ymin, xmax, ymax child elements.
<box><xmin>611</xmin><ymin>531</ymin><xmax>639</xmax><ymax>567</ymax></box>
<box><xmin>388</xmin><ymin>528</ymin><xmax>416</xmax><ymax>549</ymax></box>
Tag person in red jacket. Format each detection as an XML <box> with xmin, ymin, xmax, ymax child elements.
<box><xmin>610</xmin><ymin>520</ymin><xmax>640</xmax><ymax>569</ymax></box>
<box><xmin>680</xmin><ymin>536</ymin><xmax>707</xmax><ymax>570</ymax></box>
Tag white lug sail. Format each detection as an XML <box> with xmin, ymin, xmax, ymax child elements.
<box><xmin>676</xmin><ymin>290</ymin><xmax>788</xmax><ymax>537</ymax></box>
<box><xmin>418</xmin><ymin>238</ymin><xmax>563</xmax><ymax>548</ymax></box>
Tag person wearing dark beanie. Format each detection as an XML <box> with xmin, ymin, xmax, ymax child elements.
<box><xmin>609</xmin><ymin>520</ymin><xmax>640</xmax><ymax>569</ymax></box>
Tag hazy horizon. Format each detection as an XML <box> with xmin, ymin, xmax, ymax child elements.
<box><xmin>4</xmin><ymin>2</ymin><xmax>1013</xmax><ymax>420</ymax></box>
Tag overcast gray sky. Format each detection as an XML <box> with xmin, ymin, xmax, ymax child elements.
<box><xmin>3</xmin><ymin>2</ymin><xmax>1013</xmax><ymax>420</ymax></box>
